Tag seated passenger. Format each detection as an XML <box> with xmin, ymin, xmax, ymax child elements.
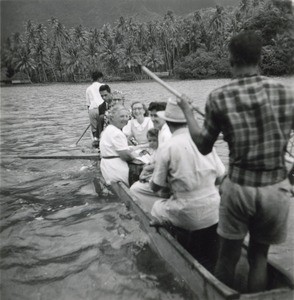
<box><xmin>130</xmin><ymin>101</ymin><xmax>172</xmax><ymax>201</ymax></box>
<box><xmin>99</xmin><ymin>105</ymin><xmax>136</xmax><ymax>186</ymax></box>
<box><xmin>123</xmin><ymin>101</ymin><xmax>154</xmax><ymax>147</ymax></box>
<box><xmin>98</xmin><ymin>86</ymin><xmax>126</xmax><ymax>139</ymax></box>
<box><xmin>133</xmin><ymin>99</ymin><xmax>226</xmax><ymax>270</ymax></box>
<box><xmin>139</xmin><ymin>128</ymin><xmax>159</xmax><ymax>182</ymax></box>
<box><xmin>148</xmin><ymin>101</ymin><xmax>172</xmax><ymax>145</ymax></box>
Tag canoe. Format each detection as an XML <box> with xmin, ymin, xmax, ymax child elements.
<box><xmin>111</xmin><ymin>181</ymin><xmax>294</xmax><ymax>300</ymax></box>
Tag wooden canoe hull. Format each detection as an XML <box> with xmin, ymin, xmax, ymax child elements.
<box><xmin>111</xmin><ymin>181</ymin><xmax>294</xmax><ymax>300</ymax></box>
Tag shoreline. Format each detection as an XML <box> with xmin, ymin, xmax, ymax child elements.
<box><xmin>2</xmin><ymin>74</ymin><xmax>293</xmax><ymax>88</ymax></box>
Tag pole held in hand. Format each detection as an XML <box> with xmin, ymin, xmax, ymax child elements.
<box><xmin>75</xmin><ymin>124</ymin><xmax>91</xmax><ymax>146</ymax></box>
<box><xmin>141</xmin><ymin>66</ymin><xmax>204</xmax><ymax>117</ymax></box>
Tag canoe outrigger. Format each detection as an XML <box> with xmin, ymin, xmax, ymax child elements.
<box><xmin>111</xmin><ymin>181</ymin><xmax>294</xmax><ymax>300</ymax></box>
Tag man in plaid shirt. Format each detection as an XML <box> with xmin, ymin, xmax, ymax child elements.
<box><xmin>177</xmin><ymin>31</ymin><xmax>293</xmax><ymax>292</ymax></box>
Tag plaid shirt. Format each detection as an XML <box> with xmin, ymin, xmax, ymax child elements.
<box><xmin>202</xmin><ymin>75</ymin><xmax>294</xmax><ymax>187</ymax></box>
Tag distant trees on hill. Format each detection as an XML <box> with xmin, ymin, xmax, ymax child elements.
<box><xmin>1</xmin><ymin>0</ymin><xmax>293</xmax><ymax>82</ymax></box>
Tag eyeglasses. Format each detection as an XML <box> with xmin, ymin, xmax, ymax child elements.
<box><xmin>133</xmin><ymin>107</ymin><xmax>143</xmax><ymax>111</ymax></box>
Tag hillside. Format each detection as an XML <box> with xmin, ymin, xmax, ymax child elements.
<box><xmin>1</xmin><ymin>0</ymin><xmax>237</xmax><ymax>43</ymax></box>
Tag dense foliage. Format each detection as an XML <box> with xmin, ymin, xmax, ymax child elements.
<box><xmin>1</xmin><ymin>0</ymin><xmax>293</xmax><ymax>82</ymax></box>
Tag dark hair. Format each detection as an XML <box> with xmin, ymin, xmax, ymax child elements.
<box><xmin>229</xmin><ymin>31</ymin><xmax>262</xmax><ymax>67</ymax></box>
<box><xmin>131</xmin><ymin>101</ymin><xmax>148</xmax><ymax>117</ymax></box>
<box><xmin>148</xmin><ymin>102</ymin><xmax>167</xmax><ymax>112</ymax></box>
<box><xmin>99</xmin><ymin>84</ymin><xmax>111</xmax><ymax>93</ymax></box>
<box><xmin>147</xmin><ymin>128</ymin><xmax>159</xmax><ymax>138</ymax></box>
<box><xmin>91</xmin><ymin>71</ymin><xmax>103</xmax><ymax>81</ymax></box>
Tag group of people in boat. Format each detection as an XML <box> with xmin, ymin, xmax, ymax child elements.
<box><xmin>86</xmin><ymin>31</ymin><xmax>294</xmax><ymax>293</ymax></box>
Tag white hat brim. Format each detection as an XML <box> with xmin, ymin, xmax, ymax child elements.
<box><xmin>157</xmin><ymin>111</ymin><xmax>187</xmax><ymax>123</ymax></box>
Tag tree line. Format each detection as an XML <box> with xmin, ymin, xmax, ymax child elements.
<box><xmin>1</xmin><ymin>0</ymin><xmax>293</xmax><ymax>83</ymax></box>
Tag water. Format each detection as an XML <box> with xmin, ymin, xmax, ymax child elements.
<box><xmin>1</xmin><ymin>77</ymin><xmax>293</xmax><ymax>300</ymax></box>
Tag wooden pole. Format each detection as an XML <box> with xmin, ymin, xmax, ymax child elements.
<box><xmin>19</xmin><ymin>154</ymin><xmax>100</xmax><ymax>160</ymax></box>
<box><xmin>141</xmin><ymin>66</ymin><xmax>205</xmax><ymax>117</ymax></box>
<box><xmin>75</xmin><ymin>124</ymin><xmax>91</xmax><ymax>146</ymax></box>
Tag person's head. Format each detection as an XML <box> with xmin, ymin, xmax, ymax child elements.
<box><xmin>147</xmin><ymin>128</ymin><xmax>159</xmax><ymax>150</ymax></box>
<box><xmin>165</xmin><ymin>121</ymin><xmax>187</xmax><ymax>133</ymax></box>
<box><xmin>108</xmin><ymin>104</ymin><xmax>130</xmax><ymax>129</ymax></box>
<box><xmin>112</xmin><ymin>90</ymin><xmax>125</xmax><ymax>107</ymax></box>
<box><xmin>131</xmin><ymin>101</ymin><xmax>148</xmax><ymax>119</ymax></box>
<box><xmin>229</xmin><ymin>31</ymin><xmax>262</xmax><ymax>69</ymax></box>
<box><xmin>157</xmin><ymin>98</ymin><xmax>187</xmax><ymax>133</ymax></box>
<box><xmin>92</xmin><ymin>71</ymin><xmax>103</xmax><ymax>82</ymax></box>
<box><xmin>99</xmin><ymin>84</ymin><xmax>112</xmax><ymax>104</ymax></box>
<box><xmin>148</xmin><ymin>102</ymin><xmax>167</xmax><ymax>130</ymax></box>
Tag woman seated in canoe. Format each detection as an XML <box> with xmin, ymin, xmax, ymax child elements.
<box><xmin>123</xmin><ymin>101</ymin><xmax>154</xmax><ymax>148</ymax></box>
<box><xmin>99</xmin><ymin>104</ymin><xmax>136</xmax><ymax>186</ymax></box>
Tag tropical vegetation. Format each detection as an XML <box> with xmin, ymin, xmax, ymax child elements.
<box><xmin>1</xmin><ymin>0</ymin><xmax>293</xmax><ymax>82</ymax></box>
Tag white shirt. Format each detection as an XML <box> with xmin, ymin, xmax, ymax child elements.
<box><xmin>151</xmin><ymin>128</ymin><xmax>225</xmax><ymax>230</ymax></box>
<box><xmin>123</xmin><ymin>117</ymin><xmax>154</xmax><ymax>144</ymax></box>
<box><xmin>99</xmin><ymin>125</ymin><xmax>130</xmax><ymax>185</ymax></box>
<box><xmin>86</xmin><ymin>82</ymin><xmax>104</xmax><ymax>109</ymax></box>
<box><xmin>158</xmin><ymin>123</ymin><xmax>172</xmax><ymax>146</ymax></box>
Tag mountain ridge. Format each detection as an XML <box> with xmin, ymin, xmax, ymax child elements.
<box><xmin>1</xmin><ymin>0</ymin><xmax>237</xmax><ymax>43</ymax></box>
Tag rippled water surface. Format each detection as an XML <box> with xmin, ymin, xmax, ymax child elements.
<box><xmin>1</xmin><ymin>77</ymin><xmax>293</xmax><ymax>300</ymax></box>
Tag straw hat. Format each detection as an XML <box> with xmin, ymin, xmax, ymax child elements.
<box><xmin>157</xmin><ymin>98</ymin><xmax>187</xmax><ymax>123</ymax></box>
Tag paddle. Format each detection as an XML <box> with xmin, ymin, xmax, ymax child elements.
<box><xmin>70</xmin><ymin>124</ymin><xmax>91</xmax><ymax>147</ymax></box>
<box><xmin>141</xmin><ymin>66</ymin><xmax>205</xmax><ymax>117</ymax></box>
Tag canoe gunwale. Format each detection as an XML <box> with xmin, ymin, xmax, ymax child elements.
<box><xmin>111</xmin><ymin>181</ymin><xmax>239</xmax><ymax>299</ymax></box>
<box><xmin>111</xmin><ymin>181</ymin><xmax>294</xmax><ymax>300</ymax></box>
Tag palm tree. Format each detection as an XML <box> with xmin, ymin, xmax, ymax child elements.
<box><xmin>207</xmin><ymin>6</ymin><xmax>226</xmax><ymax>53</ymax></box>
<box><xmin>24</xmin><ymin>20</ymin><xmax>37</xmax><ymax>46</ymax></box>
<box><xmin>84</xmin><ymin>40</ymin><xmax>101</xmax><ymax>73</ymax></box>
<box><xmin>135</xmin><ymin>23</ymin><xmax>148</xmax><ymax>52</ymax></box>
<box><xmin>159</xmin><ymin>11</ymin><xmax>181</xmax><ymax>73</ymax></box>
<box><xmin>12</xmin><ymin>44</ymin><xmax>37</xmax><ymax>81</ymax></box>
<box><xmin>48</xmin><ymin>17</ymin><xmax>69</xmax><ymax>81</ymax></box>
<box><xmin>63</xmin><ymin>43</ymin><xmax>86</xmax><ymax>81</ymax></box>
<box><xmin>33</xmin><ymin>23</ymin><xmax>50</xmax><ymax>82</ymax></box>
<box><xmin>119</xmin><ymin>37</ymin><xmax>142</xmax><ymax>72</ymax></box>
<box><xmin>98</xmin><ymin>36</ymin><xmax>122</xmax><ymax>73</ymax></box>
<box><xmin>114</xmin><ymin>16</ymin><xmax>126</xmax><ymax>44</ymax></box>
<box><xmin>71</xmin><ymin>25</ymin><xmax>88</xmax><ymax>47</ymax></box>
<box><xmin>143</xmin><ymin>47</ymin><xmax>164</xmax><ymax>72</ymax></box>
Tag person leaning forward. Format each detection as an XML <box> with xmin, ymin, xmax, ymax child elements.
<box><xmin>176</xmin><ymin>30</ymin><xmax>294</xmax><ymax>292</ymax></box>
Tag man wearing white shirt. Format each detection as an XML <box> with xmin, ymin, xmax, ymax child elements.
<box><xmin>148</xmin><ymin>102</ymin><xmax>172</xmax><ymax>145</ymax></box>
<box><xmin>86</xmin><ymin>71</ymin><xmax>104</xmax><ymax>139</ymax></box>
